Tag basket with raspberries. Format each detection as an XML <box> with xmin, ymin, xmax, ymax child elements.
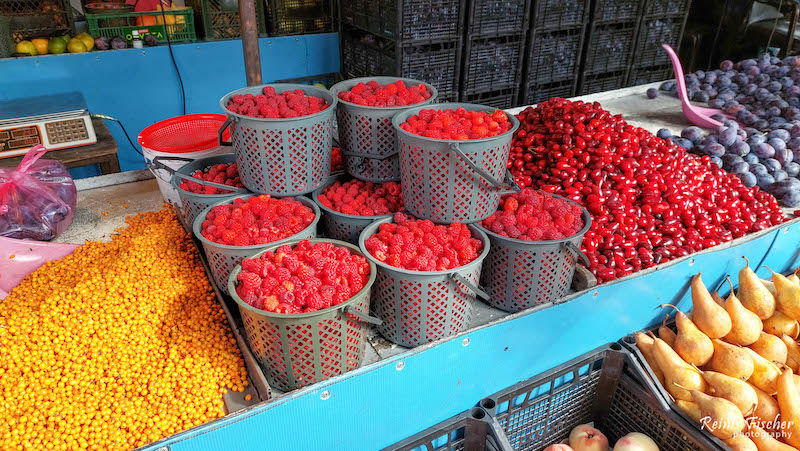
<box><xmin>193</xmin><ymin>193</ymin><xmax>320</xmax><ymax>294</ymax></box>
<box><xmin>171</xmin><ymin>154</ymin><xmax>249</xmax><ymax>231</ymax></box>
<box><xmin>218</xmin><ymin>83</ymin><xmax>337</xmax><ymax>196</ymax></box>
<box><xmin>330</xmin><ymin>77</ymin><xmax>438</xmax><ymax>183</ymax></box>
<box><xmin>359</xmin><ymin>213</ymin><xmax>490</xmax><ymax>347</ymax></box>
<box><xmin>475</xmin><ymin>189</ymin><xmax>591</xmax><ymax>313</ymax></box>
<box><xmin>228</xmin><ymin>239</ymin><xmax>378</xmax><ymax>391</ymax></box>
<box><xmin>313</xmin><ymin>176</ymin><xmax>405</xmax><ymax>244</ymax></box>
<box><xmin>392</xmin><ymin>103</ymin><xmax>520</xmax><ymax>223</ymax></box>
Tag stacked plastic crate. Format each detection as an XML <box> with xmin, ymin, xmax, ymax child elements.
<box><xmin>627</xmin><ymin>0</ymin><xmax>691</xmax><ymax>86</ymax></box>
<box><xmin>459</xmin><ymin>0</ymin><xmax>529</xmax><ymax>109</ymax></box>
<box><xmin>521</xmin><ymin>0</ymin><xmax>589</xmax><ymax>105</ymax></box>
<box><xmin>266</xmin><ymin>0</ymin><xmax>334</xmax><ymax>35</ymax></box>
<box><xmin>339</xmin><ymin>0</ymin><xmax>465</xmax><ymax>102</ymax></box>
<box><xmin>578</xmin><ymin>0</ymin><xmax>641</xmax><ymax>95</ymax></box>
<box><xmin>183</xmin><ymin>0</ymin><xmax>266</xmax><ymax>40</ymax></box>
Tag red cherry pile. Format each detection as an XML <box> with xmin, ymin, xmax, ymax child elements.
<box><xmin>481</xmin><ymin>189</ymin><xmax>584</xmax><ymax>240</ymax></box>
<box><xmin>399</xmin><ymin>108</ymin><xmax>513</xmax><ymax>140</ymax></box>
<box><xmin>364</xmin><ymin>213</ymin><xmax>483</xmax><ymax>271</ymax></box>
<box><xmin>235</xmin><ymin>240</ymin><xmax>371</xmax><ymax>314</ymax></box>
<box><xmin>178</xmin><ymin>162</ymin><xmax>244</xmax><ymax>194</ymax></box>
<box><xmin>337</xmin><ymin>80</ymin><xmax>431</xmax><ymax>107</ymax></box>
<box><xmin>200</xmin><ymin>195</ymin><xmax>315</xmax><ymax>246</ymax></box>
<box><xmin>318</xmin><ymin>179</ymin><xmax>404</xmax><ymax>216</ymax></box>
<box><xmin>226</xmin><ymin>86</ymin><xmax>328</xmax><ymax>119</ymax></box>
<box><xmin>331</xmin><ymin>146</ymin><xmax>343</xmax><ymax>172</ymax></box>
<box><xmin>508</xmin><ymin>98</ymin><xmax>787</xmax><ymax>283</ymax></box>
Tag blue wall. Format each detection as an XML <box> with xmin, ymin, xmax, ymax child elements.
<box><xmin>0</xmin><ymin>33</ymin><xmax>339</xmax><ymax>178</ymax></box>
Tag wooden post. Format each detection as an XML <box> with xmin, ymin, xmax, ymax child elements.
<box><xmin>238</xmin><ymin>0</ymin><xmax>262</xmax><ymax>86</ymax></box>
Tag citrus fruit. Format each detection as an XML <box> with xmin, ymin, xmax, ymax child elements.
<box><xmin>48</xmin><ymin>37</ymin><xmax>67</xmax><ymax>54</ymax></box>
<box><xmin>313</xmin><ymin>83</ymin><xmax>327</xmax><ymax>89</ymax></box>
<box><xmin>57</xmin><ymin>34</ymin><xmax>71</xmax><ymax>46</ymax></box>
<box><xmin>15</xmin><ymin>41</ymin><xmax>38</xmax><ymax>56</ymax></box>
<box><xmin>67</xmin><ymin>38</ymin><xmax>88</xmax><ymax>53</ymax></box>
<box><xmin>31</xmin><ymin>38</ymin><xmax>48</xmax><ymax>55</ymax></box>
<box><xmin>76</xmin><ymin>33</ymin><xmax>94</xmax><ymax>51</ymax></box>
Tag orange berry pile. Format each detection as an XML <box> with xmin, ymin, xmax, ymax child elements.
<box><xmin>0</xmin><ymin>208</ymin><xmax>248</xmax><ymax>450</ymax></box>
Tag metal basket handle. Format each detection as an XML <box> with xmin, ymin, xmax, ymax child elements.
<box><xmin>450</xmin><ymin>273</ymin><xmax>490</xmax><ymax>302</ymax></box>
<box><xmin>449</xmin><ymin>143</ymin><xmax>521</xmax><ymax>192</ymax></box>
<box><xmin>343</xmin><ymin>305</ymin><xmax>383</xmax><ymax>325</ymax></box>
<box><xmin>563</xmin><ymin>242</ymin><xmax>590</xmax><ymax>267</ymax></box>
<box><xmin>147</xmin><ymin>156</ymin><xmax>248</xmax><ymax>193</ymax></box>
<box><xmin>218</xmin><ymin>116</ymin><xmax>233</xmax><ymax>147</ymax></box>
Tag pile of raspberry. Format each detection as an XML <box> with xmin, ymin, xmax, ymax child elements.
<box><xmin>226</xmin><ymin>86</ymin><xmax>328</xmax><ymax>119</ymax></box>
<box><xmin>481</xmin><ymin>189</ymin><xmax>584</xmax><ymax>241</ymax></box>
<box><xmin>331</xmin><ymin>146</ymin><xmax>343</xmax><ymax>172</ymax></box>
<box><xmin>178</xmin><ymin>162</ymin><xmax>244</xmax><ymax>194</ymax></box>
<box><xmin>364</xmin><ymin>213</ymin><xmax>483</xmax><ymax>271</ymax></box>
<box><xmin>337</xmin><ymin>80</ymin><xmax>431</xmax><ymax>107</ymax></box>
<box><xmin>399</xmin><ymin>108</ymin><xmax>512</xmax><ymax>140</ymax></box>
<box><xmin>318</xmin><ymin>179</ymin><xmax>404</xmax><ymax>216</ymax></box>
<box><xmin>235</xmin><ymin>240</ymin><xmax>371</xmax><ymax>313</ymax></box>
<box><xmin>200</xmin><ymin>195</ymin><xmax>315</xmax><ymax>246</ymax></box>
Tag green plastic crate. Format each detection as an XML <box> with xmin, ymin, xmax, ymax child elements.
<box><xmin>184</xmin><ymin>0</ymin><xmax>266</xmax><ymax>40</ymax></box>
<box><xmin>86</xmin><ymin>9</ymin><xmax>197</xmax><ymax>44</ymax></box>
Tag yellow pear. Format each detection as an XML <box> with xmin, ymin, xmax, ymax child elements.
<box><xmin>750</xmin><ymin>382</ymin><xmax>781</xmax><ymax>432</ymax></box>
<box><xmin>675</xmin><ymin>400</ymin><xmax>702</xmax><ymax>423</ymax></box>
<box><xmin>791</xmin><ymin>268</ymin><xmax>800</xmax><ymax>285</ymax></box>
<box><xmin>764</xmin><ymin>311</ymin><xmax>800</xmax><ymax>340</ymax></box>
<box><xmin>690</xmin><ymin>273</ymin><xmax>733</xmax><ymax>339</ymax></box>
<box><xmin>712</xmin><ymin>291</ymin><xmax>726</xmax><ymax>307</ymax></box>
<box><xmin>763</xmin><ymin>278</ymin><xmax>778</xmax><ymax>297</ymax></box>
<box><xmin>662</xmin><ymin>304</ymin><xmax>714</xmax><ymax>366</ymax></box>
<box><xmin>708</xmin><ymin>339</ymin><xmax>755</xmax><ymax>380</ymax></box>
<box><xmin>776</xmin><ymin>365</ymin><xmax>800</xmax><ymax>448</ymax></box>
<box><xmin>724</xmin><ymin>435</ymin><xmax>758</xmax><ymax>451</ymax></box>
<box><xmin>769</xmin><ymin>267</ymin><xmax>800</xmax><ymax>324</ymax></box>
<box><xmin>679</xmin><ymin>386</ymin><xmax>746</xmax><ymax>440</ymax></box>
<box><xmin>693</xmin><ymin>365</ymin><xmax>758</xmax><ymax>415</ymax></box>
<box><xmin>651</xmin><ymin>337</ymin><xmax>707</xmax><ymax>401</ymax></box>
<box><xmin>659</xmin><ymin>314</ymin><xmax>677</xmax><ymax>347</ymax></box>
<box><xmin>739</xmin><ymin>257</ymin><xmax>776</xmax><ymax>319</ymax></box>
<box><xmin>725</xmin><ymin>278</ymin><xmax>764</xmax><ymax>346</ymax></box>
<box><xmin>749</xmin><ymin>423</ymin><xmax>796</xmax><ymax>450</ymax></box>
<box><xmin>781</xmin><ymin>334</ymin><xmax>800</xmax><ymax>373</ymax></box>
<box><xmin>746</xmin><ymin>348</ymin><xmax>781</xmax><ymax>394</ymax></box>
<box><xmin>749</xmin><ymin>332</ymin><xmax>789</xmax><ymax>365</ymax></box>
<box><xmin>635</xmin><ymin>332</ymin><xmax>665</xmax><ymax>386</ymax></box>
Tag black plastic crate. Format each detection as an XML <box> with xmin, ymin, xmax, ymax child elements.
<box><xmin>482</xmin><ymin>344</ymin><xmax>721</xmax><ymax>451</ymax></box>
<box><xmin>525</xmin><ymin>26</ymin><xmax>584</xmax><ymax>85</ymax></box>
<box><xmin>462</xmin><ymin>34</ymin><xmax>525</xmax><ymax>92</ymax></box>
<box><xmin>582</xmin><ymin>20</ymin><xmax>638</xmax><ymax>74</ymax></box>
<box><xmin>437</xmin><ymin>91</ymin><xmax>460</xmax><ymax>103</ymax></box>
<box><xmin>275</xmin><ymin>72</ymin><xmax>337</xmax><ymax>88</ymax></box>
<box><xmin>340</xmin><ymin>0</ymin><xmax>466</xmax><ymax>43</ymax></box>
<box><xmin>466</xmin><ymin>0</ymin><xmax>530</xmax><ymax>38</ymax></box>
<box><xmin>579</xmin><ymin>70</ymin><xmax>627</xmax><ymax>95</ymax></box>
<box><xmin>591</xmin><ymin>0</ymin><xmax>641</xmax><ymax>24</ymax></box>
<box><xmin>627</xmin><ymin>64</ymin><xmax>672</xmax><ymax>87</ymax></box>
<box><xmin>383</xmin><ymin>406</ymin><xmax>513</xmax><ymax>451</ymax></box>
<box><xmin>185</xmin><ymin>0</ymin><xmax>266</xmax><ymax>40</ymax></box>
<box><xmin>631</xmin><ymin>15</ymin><xmax>687</xmax><ymax>67</ymax></box>
<box><xmin>341</xmin><ymin>28</ymin><xmax>462</xmax><ymax>97</ymax></box>
<box><xmin>2</xmin><ymin>0</ymin><xmax>73</xmax><ymax>42</ymax></box>
<box><xmin>522</xmin><ymin>79</ymin><xmax>577</xmax><ymax>105</ymax></box>
<box><xmin>266</xmin><ymin>0</ymin><xmax>332</xmax><ymax>36</ymax></box>
<box><xmin>531</xmin><ymin>0</ymin><xmax>589</xmax><ymax>30</ymax></box>
<box><xmin>461</xmin><ymin>88</ymin><xmax>519</xmax><ymax>109</ymax></box>
<box><xmin>642</xmin><ymin>0</ymin><xmax>691</xmax><ymax>18</ymax></box>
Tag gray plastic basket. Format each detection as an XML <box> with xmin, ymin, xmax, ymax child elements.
<box><xmin>193</xmin><ymin>194</ymin><xmax>320</xmax><ymax>295</ymax></box>
<box><xmin>329</xmin><ymin>77</ymin><xmax>438</xmax><ymax>183</ymax></box>
<box><xmin>392</xmin><ymin>103</ymin><xmax>520</xmax><ymax>223</ymax></box>
<box><xmin>218</xmin><ymin>83</ymin><xmax>337</xmax><ymax>196</ymax></box>
<box><xmin>359</xmin><ymin>217</ymin><xmax>491</xmax><ymax>347</ymax></box>
<box><xmin>475</xmin><ymin>194</ymin><xmax>592</xmax><ymax>313</ymax></box>
<box><xmin>311</xmin><ymin>175</ymin><xmax>395</xmax><ymax>245</ymax></box>
<box><xmin>227</xmin><ymin>238</ymin><xmax>381</xmax><ymax>392</ymax></box>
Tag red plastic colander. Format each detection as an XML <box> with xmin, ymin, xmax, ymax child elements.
<box><xmin>138</xmin><ymin>114</ymin><xmax>231</xmax><ymax>153</ymax></box>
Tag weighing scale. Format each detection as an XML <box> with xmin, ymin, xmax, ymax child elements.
<box><xmin>0</xmin><ymin>92</ymin><xmax>97</xmax><ymax>158</ymax></box>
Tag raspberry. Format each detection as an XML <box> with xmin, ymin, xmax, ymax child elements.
<box><xmin>401</xmin><ymin>108</ymin><xmax>512</xmax><ymax>140</ymax></box>
<box><xmin>321</xmin><ymin>179</ymin><xmax>404</xmax><ymax>217</ymax></box>
<box><xmin>228</xmin><ymin>87</ymin><xmax>328</xmax><ymax>118</ymax></box>
<box><xmin>237</xmin><ymin>272</ymin><xmax>261</xmax><ymax>294</ymax></box>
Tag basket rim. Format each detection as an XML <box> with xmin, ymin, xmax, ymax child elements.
<box><xmin>329</xmin><ymin>76</ymin><xmax>439</xmax><ymax>111</ymax></box>
<box><xmin>311</xmin><ymin>174</ymin><xmax>399</xmax><ymax>221</ymax></box>
<box><xmin>226</xmin><ymin>238</ymin><xmax>378</xmax><ymax>319</ymax></box>
<box><xmin>137</xmin><ymin>113</ymin><xmax>227</xmax><ymax>153</ymax></box>
<box><xmin>358</xmin><ymin>216</ymin><xmax>491</xmax><ymax>276</ymax></box>
<box><xmin>192</xmin><ymin>194</ymin><xmax>321</xmax><ymax>250</ymax></box>
<box><xmin>473</xmin><ymin>192</ymin><xmax>593</xmax><ymax>246</ymax></box>
<box><xmin>391</xmin><ymin>102</ymin><xmax>520</xmax><ymax>144</ymax></box>
<box><xmin>218</xmin><ymin>83</ymin><xmax>338</xmax><ymax>123</ymax></box>
<box><xmin>170</xmin><ymin>152</ymin><xmax>248</xmax><ymax>199</ymax></box>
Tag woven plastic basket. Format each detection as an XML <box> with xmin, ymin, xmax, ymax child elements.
<box><xmin>359</xmin><ymin>217</ymin><xmax>491</xmax><ymax>347</ymax></box>
<box><xmin>475</xmin><ymin>194</ymin><xmax>591</xmax><ymax>312</ymax></box>
<box><xmin>193</xmin><ymin>194</ymin><xmax>320</xmax><ymax>295</ymax></box>
<box><xmin>218</xmin><ymin>84</ymin><xmax>337</xmax><ymax>196</ymax></box>
<box><xmin>329</xmin><ymin>77</ymin><xmax>438</xmax><ymax>183</ymax></box>
<box><xmin>392</xmin><ymin>103</ymin><xmax>520</xmax><ymax>223</ymax></box>
<box><xmin>228</xmin><ymin>239</ymin><xmax>380</xmax><ymax>391</ymax></box>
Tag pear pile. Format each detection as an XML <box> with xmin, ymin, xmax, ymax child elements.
<box><xmin>636</xmin><ymin>257</ymin><xmax>800</xmax><ymax>450</ymax></box>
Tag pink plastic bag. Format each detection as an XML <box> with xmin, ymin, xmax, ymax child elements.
<box><xmin>0</xmin><ymin>236</ymin><xmax>78</xmax><ymax>299</ymax></box>
<box><xmin>0</xmin><ymin>145</ymin><xmax>77</xmax><ymax>241</ymax></box>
